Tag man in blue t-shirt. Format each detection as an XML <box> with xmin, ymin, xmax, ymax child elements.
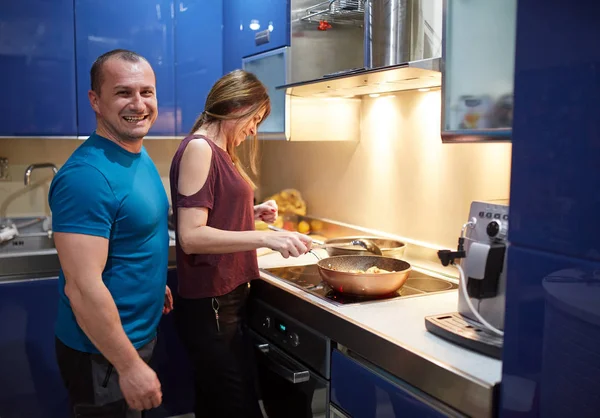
<box><xmin>49</xmin><ymin>49</ymin><xmax>171</xmax><ymax>417</ymax></box>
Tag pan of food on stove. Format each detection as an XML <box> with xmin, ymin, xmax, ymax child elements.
<box><xmin>316</xmin><ymin>255</ymin><xmax>412</xmax><ymax>296</ymax></box>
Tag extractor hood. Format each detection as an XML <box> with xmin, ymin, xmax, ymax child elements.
<box><xmin>279</xmin><ymin>0</ymin><xmax>442</xmax><ymax>98</ymax></box>
<box><xmin>277</xmin><ymin>56</ymin><xmax>440</xmax><ymax>98</ymax></box>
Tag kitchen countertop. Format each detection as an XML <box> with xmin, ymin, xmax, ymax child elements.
<box><xmin>0</xmin><ymin>239</ymin><xmax>178</xmax><ymax>281</ymax></box>
<box><xmin>2</xmin><ymin>216</ymin><xmax>502</xmax><ymax>416</ymax></box>
<box><xmin>256</xmin><ymin>248</ymin><xmax>502</xmax><ymax>417</ymax></box>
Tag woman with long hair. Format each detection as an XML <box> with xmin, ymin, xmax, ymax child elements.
<box><xmin>169</xmin><ymin>69</ymin><xmax>312</xmax><ymax>417</ymax></box>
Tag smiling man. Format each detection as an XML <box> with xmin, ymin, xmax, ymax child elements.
<box><xmin>48</xmin><ymin>49</ymin><xmax>172</xmax><ymax>417</ymax></box>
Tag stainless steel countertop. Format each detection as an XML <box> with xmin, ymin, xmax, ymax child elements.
<box><xmin>0</xmin><ymin>216</ymin><xmax>495</xmax><ymax>416</ymax></box>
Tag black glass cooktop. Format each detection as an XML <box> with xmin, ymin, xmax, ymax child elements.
<box><xmin>262</xmin><ymin>264</ymin><xmax>458</xmax><ymax>305</ymax></box>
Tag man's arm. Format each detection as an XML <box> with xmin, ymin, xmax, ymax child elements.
<box><xmin>54</xmin><ymin>232</ymin><xmax>162</xmax><ymax>411</ymax></box>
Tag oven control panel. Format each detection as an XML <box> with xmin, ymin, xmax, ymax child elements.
<box><xmin>261</xmin><ymin>314</ymin><xmax>301</xmax><ymax>347</ymax></box>
<box><xmin>249</xmin><ymin>299</ymin><xmax>330</xmax><ymax>378</ymax></box>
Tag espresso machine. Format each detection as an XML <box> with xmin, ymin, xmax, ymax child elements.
<box><xmin>425</xmin><ymin>200</ymin><xmax>509</xmax><ymax>358</ymax></box>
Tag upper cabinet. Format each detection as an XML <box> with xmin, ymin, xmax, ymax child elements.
<box><xmin>1</xmin><ymin>1</ymin><xmax>222</xmax><ymax>139</ymax></box>
<box><xmin>75</xmin><ymin>0</ymin><xmax>176</xmax><ymax>137</ymax></box>
<box><xmin>441</xmin><ymin>0</ymin><xmax>517</xmax><ymax>142</ymax></box>
<box><xmin>175</xmin><ymin>0</ymin><xmax>223</xmax><ymax>136</ymax></box>
<box><xmin>0</xmin><ymin>0</ymin><xmax>77</xmax><ymax>137</ymax></box>
<box><xmin>242</xmin><ymin>47</ymin><xmax>289</xmax><ymax>138</ymax></box>
<box><xmin>223</xmin><ymin>0</ymin><xmax>290</xmax><ymax>74</ymax></box>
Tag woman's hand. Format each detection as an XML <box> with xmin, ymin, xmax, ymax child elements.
<box><xmin>264</xmin><ymin>231</ymin><xmax>313</xmax><ymax>258</ymax></box>
<box><xmin>254</xmin><ymin>199</ymin><xmax>278</xmax><ymax>224</ymax></box>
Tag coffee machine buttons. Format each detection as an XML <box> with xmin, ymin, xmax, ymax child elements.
<box><xmin>478</xmin><ymin>210</ymin><xmax>509</xmax><ymax>221</ymax></box>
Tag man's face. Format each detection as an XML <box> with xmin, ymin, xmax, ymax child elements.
<box><xmin>89</xmin><ymin>59</ymin><xmax>158</xmax><ymax>142</ymax></box>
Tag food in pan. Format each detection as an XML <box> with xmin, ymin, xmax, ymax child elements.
<box><xmin>330</xmin><ymin>265</ymin><xmax>395</xmax><ymax>274</ymax></box>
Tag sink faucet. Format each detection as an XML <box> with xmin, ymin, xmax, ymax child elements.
<box><xmin>24</xmin><ymin>163</ymin><xmax>58</xmax><ymax>186</ymax></box>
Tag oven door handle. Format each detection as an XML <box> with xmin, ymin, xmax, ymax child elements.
<box><xmin>255</xmin><ymin>343</ymin><xmax>311</xmax><ymax>384</ymax></box>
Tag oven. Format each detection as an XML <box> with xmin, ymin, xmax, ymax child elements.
<box><xmin>248</xmin><ymin>298</ymin><xmax>330</xmax><ymax>418</ymax></box>
<box><xmin>249</xmin><ymin>261</ymin><xmax>458</xmax><ymax>417</ymax></box>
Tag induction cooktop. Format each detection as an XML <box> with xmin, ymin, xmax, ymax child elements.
<box><xmin>261</xmin><ymin>264</ymin><xmax>458</xmax><ymax>306</ymax></box>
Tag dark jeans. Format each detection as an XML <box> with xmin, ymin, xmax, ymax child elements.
<box><xmin>174</xmin><ymin>282</ymin><xmax>263</xmax><ymax>418</ymax></box>
<box><xmin>55</xmin><ymin>337</ymin><xmax>156</xmax><ymax>418</ymax></box>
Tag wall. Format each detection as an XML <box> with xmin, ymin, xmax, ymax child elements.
<box><xmin>257</xmin><ymin>90</ymin><xmax>512</xmax><ymax>249</ymax></box>
<box><xmin>0</xmin><ymin>138</ymin><xmax>181</xmax><ymax>218</ymax></box>
<box><xmin>0</xmin><ymin>90</ymin><xmax>512</xmax><ymax>249</ymax></box>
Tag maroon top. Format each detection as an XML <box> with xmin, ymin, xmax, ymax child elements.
<box><xmin>169</xmin><ymin>135</ymin><xmax>259</xmax><ymax>298</ymax></box>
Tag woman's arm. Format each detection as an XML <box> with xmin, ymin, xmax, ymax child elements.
<box><xmin>176</xmin><ymin>139</ymin><xmax>311</xmax><ymax>258</ymax></box>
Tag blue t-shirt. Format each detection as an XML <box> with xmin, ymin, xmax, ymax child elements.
<box><xmin>49</xmin><ymin>133</ymin><xmax>169</xmax><ymax>353</ymax></box>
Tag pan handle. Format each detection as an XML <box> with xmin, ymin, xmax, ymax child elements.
<box><xmin>267</xmin><ymin>224</ymin><xmax>323</xmax><ymax>260</ymax></box>
<box><xmin>308</xmin><ymin>250</ymin><xmax>322</xmax><ymax>260</ymax></box>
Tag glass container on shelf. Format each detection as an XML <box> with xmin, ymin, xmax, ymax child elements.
<box><xmin>441</xmin><ymin>0</ymin><xmax>517</xmax><ymax>142</ymax></box>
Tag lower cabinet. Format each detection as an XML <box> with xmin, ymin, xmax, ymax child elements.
<box><xmin>0</xmin><ymin>277</ymin><xmax>69</xmax><ymax>418</ymax></box>
<box><xmin>0</xmin><ymin>270</ymin><xmax>195</xmax><ymax>418</ymax></box>
<box><xmin>330</xmin><ymin>349</ymin><xmax>456</xmax><ymax>418</ymax></box>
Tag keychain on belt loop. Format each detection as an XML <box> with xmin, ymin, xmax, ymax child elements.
<box><xmin>212</xmin><ymin>297</ymin><xmax>220</xmax><ymax>333</ymax></box>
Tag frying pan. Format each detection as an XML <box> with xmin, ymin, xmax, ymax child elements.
<box><xmin>316</xmin><ymin>255</ymin><xmax>412</xmax><ymax>296</ymax></box>
<box><xmin>320</xmin><ymin>236</ymin><xmax>406</xmax><ymax>259</ymax></box>
<box><xmin>266</xmin><ymin>225</ymin><xmax>402</xmax><ymax>258</ymax></box>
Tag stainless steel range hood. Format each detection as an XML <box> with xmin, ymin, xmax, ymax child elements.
<box><xmin>278</xmin><ymin>57</ymin><xmax>440</xmax><ymax>98</ymax></box>
<box><xmin>279</xmin><ymin>0</ymin><xmax>441</xmax><ymax>98</ymax></box>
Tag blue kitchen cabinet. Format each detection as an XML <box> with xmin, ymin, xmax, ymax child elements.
<box><xmin>175</xmin><ymin>0</ymin><xmax>223</xmax><ymax>136</ymax></box>
<box><xmin>501</xmin><ymin>1</ymin><xmax>600</xmax><ymax>417</ymax></box>
<box><xmin>223</xmin><ymin>0</ymin><xmax>290</xmax><ymax>74</ymax></box>
<box><xmin>504</xmin><ymin>0</ymin><xmax>600</xmax><ymax>262</ymax></box>
<box><xmin>75</xmin><ymin>0</ymin><xmax>176</xmax><ymax>137</ymax></box>
<box><xmin>0</xmin><ymin>277</ymin><xmax>69</xmax><ymax>418</ymax></box>
<box><xmin>0</xmin><ymin>0</ymin><xmax>77</xmax><ymax>136</ymax></box>
<box><xmin>330</xmin><ymin>349</ymin><xmax>455</xmax><ymax>418</ymax></box>
<box><xmin>501</xmin><ymin>247</ymin><xmax>600</xmax><ymax>418</ymax></box>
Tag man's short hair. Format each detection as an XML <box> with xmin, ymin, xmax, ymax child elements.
<box><xmin>90</xmin><ymin>49</ymin><xmax>151</xmax><ymax>94</ymax></box>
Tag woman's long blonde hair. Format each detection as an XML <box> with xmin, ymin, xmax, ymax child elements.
<box><xmin>189</xmin><ymin>70</ymin><xmax>271</xmax><ymax>189</ymax></box>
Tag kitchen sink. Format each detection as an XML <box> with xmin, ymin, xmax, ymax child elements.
<box><xmin>0</xmin><ymin>217</ymin><xmax>59</xmax><ymax>279</ymax></box>
<box><xmin>0</xmin><ymin>235</ymin><xmax>58</xmax><ymax>279</ymax></box>
<box><xmin>0</xmin><ymin>216</ymin><xmax>54</xmax><ymax>254</ymax></box>
<box><xmin>0</xmin><ymin>233</ymin><xmax>55</xmax><ymax>254</ymax></box>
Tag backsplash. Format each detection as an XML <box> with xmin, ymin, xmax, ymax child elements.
<box><xmin>0</xmin><ymin>138</ymin><xmax>182</xmax><ymax>217</ymax></box>
<box><xmin>257</xmin><ymin>90</ymin><xmax>512</xmax><ymax>249</ymax></box>
<box><xmin>0</xmin><ymin>90</ymin><xmax>512</xmax><ymax>249</ymax></box>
